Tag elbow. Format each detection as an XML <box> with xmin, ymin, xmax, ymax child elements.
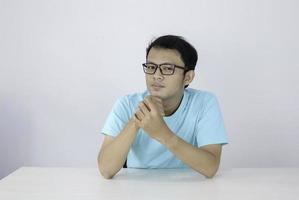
<box><xmin>98</xmin><ymin>163</ymin><xmax>115</xmax><ymax>179</ymax></box>
<box><xmin>195</xmin><ymin>167</ymin><xmax>218</xmax><ymax>178</ymax></box>
<box><xmin>204</xmin><ymin>170</ymin><xmax>217</xmax><ymax>179</ymax></box>
<box><xmin>97</xmin><ymin>155</ymin><xmax>114</xmax><ymax>179</ymax></box>
<box><xmin>203</xmin><ymin>163</ymin><xmax>219</xmax><ymax>179</ymax></box>
<box><xmin>99</xmin><ymin>169</ymin><xmax>114</xmax><ymax>179</ymax></box>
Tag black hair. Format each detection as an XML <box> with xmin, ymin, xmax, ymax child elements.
<box><xmin>146</xmin><ymin>35</ymin><xmax>198</xmax><ymax>88</ymax></box>
<box><xmin>146</xmin><ymin>35</ymin><xmax>198</xmax><ymax>71</ymax></box>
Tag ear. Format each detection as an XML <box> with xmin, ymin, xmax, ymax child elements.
<box><xmin>183</xmin><ymin>70</ymin><xmax>195</xmax><ymax>86</ymax></box>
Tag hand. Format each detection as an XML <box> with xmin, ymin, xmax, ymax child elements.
<box><xmin>147</xmin><ymin>96</ymin><xmax>165</xmax><ymax>116</ymax></box>
<box><xmin>133</xmin><ymin>96</ymin><xmax>170</xmax><ymax>142</ymax></box>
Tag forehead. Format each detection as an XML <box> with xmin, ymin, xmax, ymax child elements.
<box><xmin>147</xmin><ymin>48</ymin><xmax>184</xmax><ymax>65</ymax></box>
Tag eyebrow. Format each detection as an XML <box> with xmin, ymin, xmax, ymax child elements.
<box><xmin>146</xmin><ymin>61</ymin><xmax>177</xmax><ymax>65</ymax></box>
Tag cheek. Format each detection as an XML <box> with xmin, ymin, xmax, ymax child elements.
<box><xmin>145</xmin><ymin>75</ymin><xmax>150</xmax><ymax>83</ymax></box>
<box><xmin>145</xmin><ymin>76</ymin><xmax>152</xmax><ymax>87</ymax></box>
<box><xmin>169</xmin><ymin>76</ymin><xmax>184</xmax><ymax>87</ymax></box>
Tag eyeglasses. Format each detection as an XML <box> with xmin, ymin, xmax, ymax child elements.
<box><xmin>142</xmin><ymin>62</ymin><xmax>186</xmax><ymax>75</ymax></box>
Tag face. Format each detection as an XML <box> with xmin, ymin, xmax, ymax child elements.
<box><xmin>145</xmin><ymin>48</ymin><xmax>193</xmax><ymax>100</ymax></box>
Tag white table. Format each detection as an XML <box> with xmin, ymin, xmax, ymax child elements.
<box><xmin>0</xmin><ymin>167</ymin><xmax>298</xmax><ymax>200</ymax></box>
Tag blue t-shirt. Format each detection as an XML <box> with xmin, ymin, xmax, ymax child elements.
<box><xmin>101</xmin><ymin>88</ymin><xmax>228</xmax><ymax>168</ymax></box>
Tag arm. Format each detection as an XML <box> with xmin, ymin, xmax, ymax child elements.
<box><xmin>134</xmin><ymin>96</ymin><xmax>222</xmax><ymax>178</ymax></box>
<box><xmin>159</xmin><ymin>128</ymin><xmax>222</xmax><ymax>178</ymax></box>
<box><xmin>97</xmin><ymin>118</ymin><xmax>139</xmax><ymax>179</ymax></box>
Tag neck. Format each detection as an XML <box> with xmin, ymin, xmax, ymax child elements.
<box><xmin>163</xmin><ymin>92</ymin><xmax>184</xmax><ymax>116</ymax></box>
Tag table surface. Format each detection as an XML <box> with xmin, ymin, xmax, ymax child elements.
<box><xmin>0</xmin><ymin>167</ymin><xmax>298</xmax><ymax>200</ymax></box>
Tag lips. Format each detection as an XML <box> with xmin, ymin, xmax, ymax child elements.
<box><xmin>151</xmin><ymin>83</ymin><xmax>165</xmax><ymax>91</ymax></box>
<box><xmin>152</xmin><ymin>83</ymin><xmax>165</xmax><ymax>88</ymax></box>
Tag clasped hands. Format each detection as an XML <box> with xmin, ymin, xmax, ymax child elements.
<box><xmin>133</xmin><ymin>96</ymin><xmax>172</xmax><ymax>142</ymax></box>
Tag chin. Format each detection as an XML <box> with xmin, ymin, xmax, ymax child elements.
<box><xmin>150</xmin><ymin>91</ymin><xmax>167</xmax><ymax>100</ymax></box>
<box><xmin>147</xmin><ymin>85</ymin><xmax>167</xmax><ymax>99</ymax></box>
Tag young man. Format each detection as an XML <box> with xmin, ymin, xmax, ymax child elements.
<box><xmin>98</xmin><ymin>35</ymin><xmax>228</xmax><ymax>179</ymax></box>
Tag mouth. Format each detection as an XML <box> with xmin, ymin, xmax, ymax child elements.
<box><xmin>151</xmin><ymin>83</ymin><xmax>165</xmax><ymax>91</ymax></box>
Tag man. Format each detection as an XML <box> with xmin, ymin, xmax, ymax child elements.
<box><xmin>98</xmin><ymin>35</ymin><xmax>228</xmax><ymax>179</ymax></box>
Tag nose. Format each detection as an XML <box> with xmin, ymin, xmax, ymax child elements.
<box><xmin>153</xmin><ymin>66</ymin><xmax>164</xmax><ymax>80</ymax></box>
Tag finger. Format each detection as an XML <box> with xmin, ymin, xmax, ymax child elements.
<box><xmin>139</xmin><ymin>101</ymin><xmax>150</xmax><ymax>115</ymax></box>
<box><xmin>142</xmin><ymin>99</ymin><xmax>152</xmax><ymax>111</ymax></box>
<box><xmin>134</xmin><ymin>113</ymin><xmax>139</xmax><ymax>121</ymax></box>
<box><xmin>154</xmin><ymin>101</ymin><xmax>164</xmax><ymax>113</ymax></box>
<box><xmin>151</xmin><ymin>97</ymin><xmax>164</xmax><ymax>110</ymax></box>
<box><xmin>134</xmin><ymin>113</ymin><xmax>140</xmax><ymax>121</ymax></box>
<box><xmin>144</xmin><ymin>97</ymin><xmax>159</xmax><ymax>113</ymax></box>
<box><xmin>151</xmin><ymin>96</ymin><xmax>163</xmax><ymax>104</ymax></box>
<box><xmin>148</xmin><ymin>96</ymin><xmax>164</xmax><ymax>115</ymax></box>
<box><xmin>134</xmin><ymin>110</ymin><xmax>144</xmax><ymax>121</ymax></box>
<box><xmin>139</xmin><ymin>100</ymin><xmax>150</xmax><ymax>111</ymax></box>
<box><xmin>138</xmin><ymin>103</ymin><xmax>146</xmax><ymax>115</ymax></box>
<box><xmin>134</xmin><ymin>113</ymin><xmax>140</xmax><ymax>122</ymax></box>
<box><xmin>133</xmin><ymin>114</ymin><xmax>142</xmax><ymax>127</ymax></box>
<box><xmin>144</xmin><ymin>96</ymin><xmax>165</xmax><ymax>116</ymax></box>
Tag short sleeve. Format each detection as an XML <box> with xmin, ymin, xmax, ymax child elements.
<box><xmin>196</xmin><ymin>95</ymin><xmax>228</xmax><ymax>147</ymax></box>
<box><xmin>101</xmin><ymin>96</ymin><xmax>131</xmax><ymax>138</ymax></box>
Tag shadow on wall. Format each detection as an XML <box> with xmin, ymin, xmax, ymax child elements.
<box><xmin>0</xmin><ymin>95</ymin><xmax>33</xmax><ymax>179</ymax></box>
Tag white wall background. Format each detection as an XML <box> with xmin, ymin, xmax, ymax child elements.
<box><xmin>1</xmin><ymin>0</ymin><xmax>299</xmax><ymax>179</ymax></box>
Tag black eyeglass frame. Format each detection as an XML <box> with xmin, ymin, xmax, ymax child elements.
<box><xmin>142</xmin><ymin>62</ymin><xmax>186</xmax><ymax>75</ymax></box>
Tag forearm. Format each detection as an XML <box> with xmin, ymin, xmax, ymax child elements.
<box><xmin>98</xmin><ymin>119</ymin><xmax>139</xmax><ymax>179</ymax></box>
<box><xmin>161</xmin><ymin>129</ymin><xmax>220</xmax><ymax>178</ymax></box>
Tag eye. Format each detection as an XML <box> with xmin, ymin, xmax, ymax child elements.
<box><xmin>161</xmin><ymin>65</ymin><xmax>174</xmax><ymax>71</ymax></box>
<box><xmin>146</xmin><ymin>64</ymin><xmax>156</xmax><ymax>69</ymax></box>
